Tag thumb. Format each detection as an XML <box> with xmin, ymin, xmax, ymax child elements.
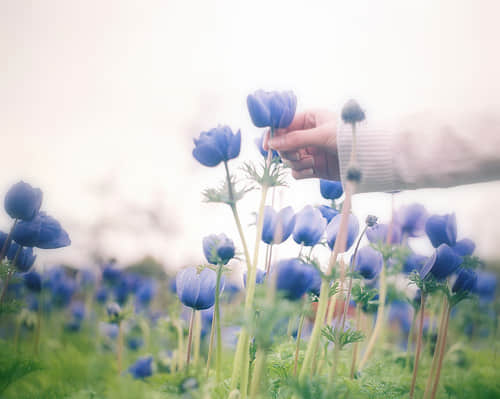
<box><xmin>267</xmin><ymin>125</ymin><xmax>331</xmax><ymax>152</ymax></box>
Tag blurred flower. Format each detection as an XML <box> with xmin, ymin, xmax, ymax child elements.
<box><xmin>4</xmin><ymin>181</ymin><xmax>43</xmax><ymax>221</ymax></box>
<box><xmin>307</xmin><ymin>267</ymin><xmax>322</xmax><ymax>296</ymax></box>
<box><xmin>192</xmin><ymin>125</ymin><xmax>241</xmax><ymax>167</ymax></box>
<box><xmin>293</xmin><ymin>205</ymin><xmax>326</xmax><ymax>246</ymax></box>
<box><xmin>326</xmin><ymin>213</ymin><xmax>359</xmax><ymax>251</ymax></box>
<box><xmin>452</xmin><ymin>268</ymin><xmax>477</xmax><ymax>293</ymax></box>
<box><xmin>176</xmin><ymin>267</ymin><xmax>221</xmax><ymax>310</ymax></box>
<box><xmin>95</xmin><ymin>286</ymin><xmax>108</xmax><ymax>304</ymax></box>
<box><xmin>453</xmin><ymin>238</ymin><xmax>475</xmax><ymax>257</ymax></box>
<box><xmin>107</xmin><ymin>302</ymin><xmax>122</xmax><ymax>320</ymax></box>
<box><xmin>203</xmin><ymin>233</ymin><xmax>235</xmax><ymax>265</ymax></box>
<box><xmin>71</xmin><ymin>301</ymin><xmax>86</xmax><ymax>322</ymax></box>
<box><xmin>102</xmin><ymin>262</ymin><xmax>122</xmax><ymax>285</ymax></box>
<box><xmin>255</xmin><ymin>132</ymin><xmax>280</xmax><ymax>161</ymax></box>
<box><xmin>114</xmin><ymin>278</ymin><xmax>130</xmax><ymax>306</ymax></box>
<box><xmin>388</xmin><ymin>301</ymin><xmax>413</xmax><ymax>334</ymax></box>
<box><xmin>243</xmin><ymin>269</ymin><xmax>266</xmax><ymax>287</ymax></box>
<box><xmin>7</xmin><ymin>244</ymin><xmax>36</xmax><ymax>272</ymax></box>
<box><xmin>317</xmin><ymin>205</ymin><xmax>339</xmax><ymax>223</ymax></box>
<box><xmin>402</xmin><ymin>253</ymin><xmax>427</xmax><ymax>274</ymax></box>
<box><xmin>262</xmin><ymin>206</ymin><xmax>295</xmax><ymax>245</ymax></box>
<box><xmin>247</xmin><ymin>90</ymin><xmax>297</xmax><ymax>129</ymax></box>
<box><xmin>222</xmin><ymin>281</ymin><xmax>240</xmax><ymax>302</ymax></box>
<box><xmin>473</xmin><ymin>271</ymin><xmax>497</xmax><ymax>303</ymax></box>
<box><xmin>127</xmin><ymin>336</ymin><xmax>144</xmax><ymax>351</ymax></box>
<box><xmin>168</xmin><ymin>278</ymin><xmax>177</xmax><ymax>294</ymax></box>
<box><xmin>425</xmin><ymin>213</ymin><xmax>457</xmax><ymax>248</ymax></box>
<box><xmin>420</xmin><ymin>244</ymin><xmax>462</xmax><ymax>280</ymax></box>
<box><xmin>136</xmin><ymin>280</ymin><xmax>156</xmax><ymax>307</ymax></box>
<box><xmin>365</xmin><ymin>215</ymin><xmax>378</xmax><ymax>227</ymax></box>
<box><xmin>99</xmin><ymin>322</ymin><xmax>119</xmax><ymax>339</ymax></box>
<box><xmin>78</xmin><ymin>269</ymin><xmax>96</xmax><ymax>288</ymax></box>
<box><xmin>341</xmin><ymin>99</ymin><xmax>365</xmax><ymax>124</ymax></box>
<box><xmin>12</xmin><ymin>212</ymin><xmax>70</xmax><ymax>249</ymax></box>
<box><xmin>319</xmin><ymin>180</ymin><xmax>343</xmax><ymax>200</ymax></box>
<box><xmin>50</xmin><ymin>275</ymin><xmax>76</xmax><ymax>307</ymax></box>
<box><xmin>366</xmin><ymin>223</ymin><xmax>402</xmax><ymax>245</ymax></box>
<box><xmin>353</xmin><ymin>246</ymin><xmax>383</xmax><ymax>280</ymax></box>
<box><xmin>275</xmin><ymin>258</ymin><xmax>314</xmax><ymax>301</ymax></box>
<box><xmin>129</xmin><ymin>356</ymin><xmax>153</xmax><ymax>379</ymax></box>
<box><xmin>24</xmin><ymin>271</ymin><xmax>42</xmax><ymax>293</ymax></box>
<box><xmin>397</xmin><ymin>203</ymin><xmax>428</xmax><ymax>238</ymax></box>
<box><xmin>200</xmin><ymin>307</ymin><xmax>214</xmax><ymax>338</ymax></box>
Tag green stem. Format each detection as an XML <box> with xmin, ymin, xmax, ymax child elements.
<box><xmin>406</xmin><ymin>311</ymin><xmax>417</xmax><ymax>373</ymax></box>
<box><xmin>186</xmin><ymin>308</ymin><xmax>195</xmax><ymax>367</ymax></box>
<box><xmin>193</xmin><ymin>310</ymin><xmax>201</xmax><ymax>366</ymax></box>
<box><xmin>409</xmin><ymin>293</ymin><xmax>426</xmax><ymax>399</ymax></box>
<box><xmin>231</xmin><ymin>161</ymin><xmax>271</xmax><ymax>396</ymax></box>
<box><xmin>429</xmin><ymin>303</ymin><xmax>451</xmax><ymax>399</ymax></box>
<box><xmin>206</xmin><ymin>311</ymin><xmax>216</xmax><ymax>377</ymax></box>
<box><xmin>117</xmin><ymin>321</ymin><xmax>123</xmax><ymax>374</ymax></box>
<box><xmin>215</xmin><ymin>264</ymin><xmax>223</xmax><ymax>382</ymax></box>
<box><xmin>358</xmin><ymin>261</ymin><xmax>387</xmax><ymax>370</ymax></box>
<box><xmin>293</xmin><ymin>314</ymin><xmax>306</xmax><ymax>376</ymax></box>
<box><xmin>423</xmin><ymin>296</ymin><xmax>448</xmax><ymax>399</ymax></box>
<box><xmin>249</xmin><ymin>348</ymin><xmax>266</xmax><ymax>399</ymax></box>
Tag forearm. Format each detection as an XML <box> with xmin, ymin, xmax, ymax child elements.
<box><xmin>337</xmin><ymin>109</ymin><xmax>500</xmax><ymax>193</ymax></box>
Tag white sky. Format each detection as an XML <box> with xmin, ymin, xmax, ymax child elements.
<box><xmin>1</xmin><ymin>0</ymin><xmax>499</xmax><ymax>272</ymax></box>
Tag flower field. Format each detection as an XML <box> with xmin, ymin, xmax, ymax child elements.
<box><xmin>0</xmin><ymin>92</ymin><xmax>499</xmax><ymax>399</ymax></box>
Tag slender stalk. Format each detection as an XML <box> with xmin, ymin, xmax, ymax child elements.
<box><xmin>287</xmin><ymin>317</ymin><xmax>296</xmax><ymax>337</ymax></box>
<box><xmin>206</xmin><ymin>311</ymin><xmax>216</xmax><ymax>376</ymax></box>
<box><xmin>350</xmin><ymin>303</ymin><xmax>362</xmax><ymax>378</ymax></box>
<box><xmin>193</xmin><ymin>310</ymin><xmax>201</xmax><ymax>366</ymax></box>
<box><xmin>358</xmin><ymin>261</ymin><xmax>387</xmax><ymax>370</ymax></box>
<box><xmin>215</xmin><ymin>264</ymin><xmax>223</xmax><ymax>382</ymax></box>
<box><xmin>409</xmin><ymin>293</ymin><xmax>426</xmax><ymax>399</ymax></box>
<box><xmin>405</xmin><ymin>311</ymin><xmax>417</xmax><ymax>372</ymax></box>
<box><xmin>249</xmin><ymin>348</ymin><xmax>266</xmax><ymax>399</ymax></box>
<box><xmin>299</xmin><ymin>183</ymin><xmax>354</xmax><ymax>380</ymax></box>
<box><xmin>340</xmin><ymin>225</ymin><xmax>368</xmax><ymax>331</ymax></box>
<box><xmin>117</xmin><ymin>321</ymin><xmax>123</xmax><ymax>374</ymax></box>
<box><xmin>186</xmin><ymin>308</ymin><xmax>196</xmax><ymax>367</ymax></box>
<box><xmin>293</xmin><ymin>314</ymin><xmax>306</xmax><ymax>376</ymax></box>
<box><xmin>429</xmin><ymin>303</ymin><xmax>451</xmax><ymax>399</ymax></box>
<box><xmin>265</xmin><ymin>244</ymin><xmax>273</xmax><ymax>276</ymax></box>
<box><xmin>423</xmin><ymin>296</ymin><xmax>448</xmax><ymax>399</ymax></box>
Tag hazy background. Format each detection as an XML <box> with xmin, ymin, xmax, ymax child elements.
<box><xmin>1</xmin><ymin>0</ymin><xmax>499</xmax><ymax>273</ymax></box>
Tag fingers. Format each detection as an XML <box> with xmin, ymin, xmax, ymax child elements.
<box><xmin>291</xmin><ymin>168</ymin><xmax>316</xmax><ymax>179</ymax></box>
<box><xmin>262</xmin><ymin>112</ymin><xmax>310</xmax><ymax>151</ymax></box>
<box><xmin>268</xmin><ymin>125</ymin><xmax>332</xmax><ymax>152</ymax></box>
<box><xmin>286</xmin><ymin>157</ymin><xmax>314</xmax><ymax>171</ymax></box>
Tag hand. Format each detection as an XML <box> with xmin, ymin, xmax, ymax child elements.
<box><xmin>264</xmin><ymin>109</ymin><xmax>340</xmax><ymax>180</ymax></box>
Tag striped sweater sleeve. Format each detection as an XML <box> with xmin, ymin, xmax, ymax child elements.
<box><xmin>336</xmin><ymin>109</ymin><xmax>500</xmax><ymax>193</ymax></box>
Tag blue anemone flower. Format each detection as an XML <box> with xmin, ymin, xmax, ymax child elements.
<box><xmin>473</xmin><ymin>271</ymin><xmax>497</xmax><ymax>303</ymax></box>
<box><xmin>102</xmin><ymin>262</ymin><xmax>122</xmax><ymax>285</ymax></box>
<box><xmin>397</xmin><ymin>203</ymin><xmax>428</xmax><ymax>237</ymax></box>
<box><xmin>4</xmin><ymin>181</ymin><xmax>43</xmax><ymax>221</ymax></box>
<box><xmin>366</xmin><ymin>223</ymin><xmax>402</xmax><ymax>245</ymax></box>
<box><xmin>274</xmin><ymin>258</ymin><xmax>314</xmax><ymax>301</ymax></box>
<box><xmin>293</xmin><ymin>205</ymin><xmax>326</xmax><ymax>247</ymax></box>
<box><xmin>425</xmin><ymin>213</ymin><xmax>457</xmax><ymax>248</ymax></box>
<box><xmin>7</xmin><ymin>244</ymin><xmax>36</xmax><ymax>272</ymax></box>
<box><xmin>127</xmin><ymin>337</ymin><xmax>144</xmax><ymax>351</ymax></box>
<box><xmin>420</xmin><ymin>244</ymin><xmax>462</xmax><ymax>280</ymax></box>
<box><xmin>129</xmin><ymin>356</ymin><xmax>153</xmax><ymax>379</ymax></box>
<box><xmin>176</xmin><ymin>267</ymin><xmax>221</xmax><ymax>310</ymax></box>
<box><xmin>326</xmin><ymin>213</ymin><xmax>359</xmax><ymax>251</ymax></box>
<box><xmin>402</xmin><ymin>253</ymin><xmax>427</xmax><ymax>274</ymax></box>
<box><xmin>136</xmin><ymin>280</ymin><xmax>156</xmax><ymax>306</ymax></box>
<box><xmin>12</xmin><ymin>212</ymin><xmax>70</xmax><ymax>249</ymax></box>
<box><xmin>317</xmin><ymin>205</ymin><xmax>339</xmax><ymax>223</ymax></box>
<box><xmin>24</xmin><ymin>271</ymin><xmax>42</xmax><ymax>293</ymax></box>
<box><xmin>452</xmin><ymin>268</ymin><xmax>477</xmax><ymax>293</ymax></box>
<box><xmin>192</xmin><ymin>125</ymin><xmax>241</xmax><ymax>167</ymax></box>
<box><xmin>247</xmin><ymin>90</ymin><xmax>297</xmax><ymax>129</ymax></box>
<box><xmin>307</xmin><ymin>267</ymin><xmax>322</xmax><ymax>296</ymax></box>
<box><xmin>70</xmin><ymin>301</ymin><xmax>86</xmax><ymax>322</ymax></box>
<box><xmin>50</xmin><ymin>276</ymin><xmax>76</xmax><ymax>307</ymax></box>
<box><xmin>262</xmin><ymin>206</ymin><xmax>295</xmax><ymax>245</ymax></box>
<box><xmin>203</xmin><ymin>233</ymin><xmax>235</xmax><ymax>265</ymax></box>
<box><xmin>352</xmin><ymin>246</ymin><xmax>383</xmax><ymax>280</ymax></box>
<box><xmin>453</xmin><ymin>238</ymin><xmax>475</xmax><ymax>257</ymax></box>
<box><xmin>319</xmin><ymin>180</ymin><xmax>343</xmax><ymax>200</ymax></box>
<box><xmin>255</xmin><ymin>132</ymin><xmax>280</xmax><ymax>161</ymax></box>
